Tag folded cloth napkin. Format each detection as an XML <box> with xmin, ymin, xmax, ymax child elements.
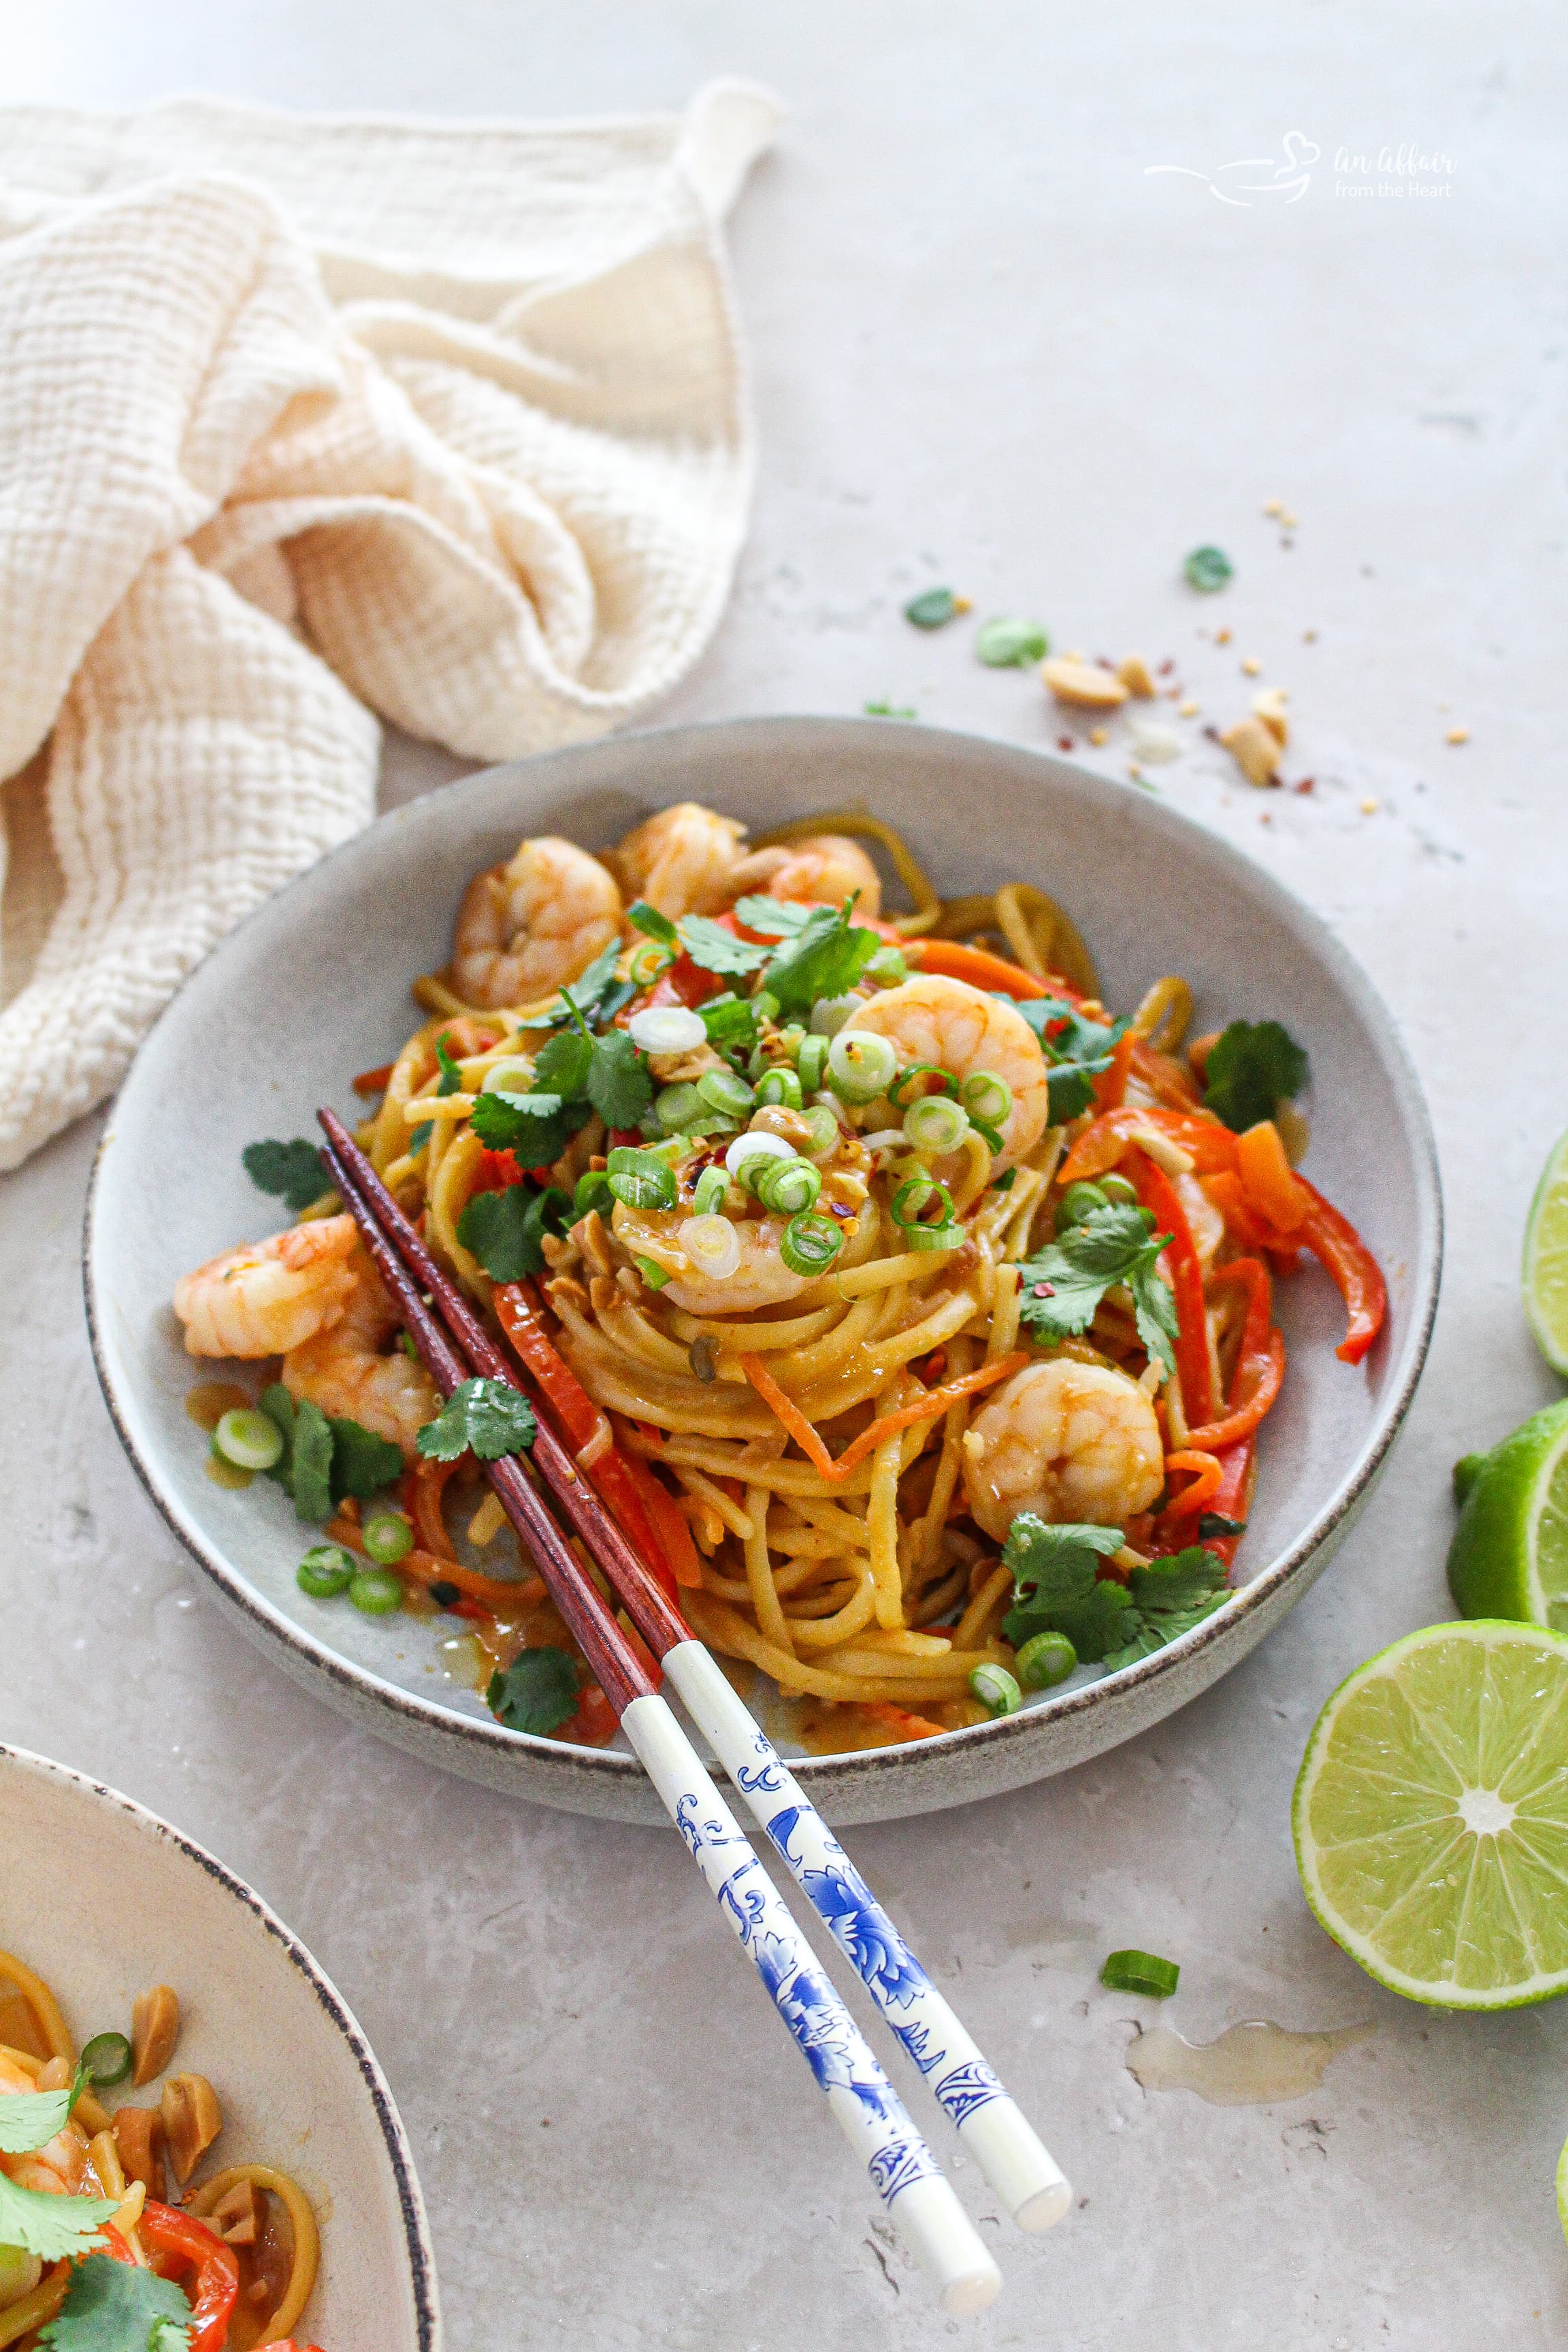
<box><xmin>0</xmin><ymin>80</ymin><xmax>781</xmax><ymax>1171</ymax></box>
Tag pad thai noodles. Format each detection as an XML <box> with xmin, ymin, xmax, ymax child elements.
<box><xmin>0</xmin><ymin>1946</ymin><xmax>323</xmax><ymax>2350</ymax></box>
<box><xmin>174</xmin><ymin>802</ymin><xmax>1386</xmax><ymax>1754</ymax></box>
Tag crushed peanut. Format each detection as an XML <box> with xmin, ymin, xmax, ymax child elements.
<box><xmin>1089</xmin><ymin>725</ymin><xmax>1109</xmax><ymax>747</ymax></box>
<box><xmin>1446</xmin><ymin>725</ymin><xmax>1469</xmax><ymax>745</ymax></box>
<box><xmin>1219</xmin><ymin>716</ymin><xmax>1282</xmax><ymax>787</ymax></box>
<box><xmin>1241</xmin><ymin>655</ymin><xmax>1262</xmax><ymax>676</ymax></box>
<box><xmin>161</xmin><ymin>2074</ymin><xmax>223</xmax><ymax>2185</ymax></box>
<box><xmin>1215</xmin><ymin>627</ymin><xmax>1232</xmax><ymax>645</ymax></box>
<box><xmin>1042</xmin><ymin>655</ymin><xmax>1130</xmax><ymax>710</ymax></box>
<box><xmin>1115</xmin><ymin>653</ymin><xmax>1156</xmax><ymax>698</ymax></box>
<box><xmin>1178</xmin><ymin>698</ymin><xmax>1200</xmax><ymax>718</ymax></box>
<box><xmin>1360</xmin><ymin>796</ymin><xmax>1380</xmax><ymax>815</ymax></box>
<box><xmin>1262</xmin><ymin>497</ymin><xmax>1284</xmax><ymax>517</ymax></box>
<box><xmin>1252</xmin><ymin>687</ymin><xmax>1290</xmax><ymax>747</ymax></box>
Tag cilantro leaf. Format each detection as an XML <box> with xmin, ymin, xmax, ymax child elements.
<box><xmin>698</xmin><ymin>993</ymin><xmax>759</xmax><ymax>1050</ymax></box>
<box><xmin>257</xmin><ymin>1384</ymin><xmax>295</xmax><ymax>1486</ymax></box>
<box><xmin>0</xmin><ymin>2172</ymin><xmax>117</xmax><ymax>2264</ymax></box>
<box><xmin>242</xmin><ymin>1138</ymin><xmax>330</xmax><ymax>1214</ymax></box>
<box><xmin>764</xmin><ymin>902</ymin><xmax>881</xmax><ymax>1015</ymax></box>
<box><xmin>1015</xmin><ymin>998</ymin><xmax>1130</xmax><ymax>1126</ymax></box>
<box><xmin>457</xmin><ymin>1183</ymin><xmax>572</xmax><ymax>1281</ymax></box>
<box><xmin>38</xmin><ymin>2251</ymin><xmax>193</xmax><ymax>2349</ymax></box>
<box><xmin>416</xmin><ymin>1377</ymin><xmax>537</xmax><ymax>1464</ymax></box>
<box><xmin>1102</xmin><ymin>1548</ymin><xmax>1229</xmax><ymax>1669</ymax></box>
<box><xmin>626</xmin><ymin>901</ymin><xmax>680</xmax><ymax>949</ymax></box>
<box><xmin>998</xmin><ymin>1518</ymin><xmax>1228</xmax><ymax>1671</ymax></box>
<box><xmin>0</xmin><ymin>2074</ymin><xmax>81</xmax><ymax>2156</ymax></box>
<box><xmin>533</xmin><ymin>1028</ymin><xmax>594</xmax><ymax>1098</ymax></box>
<box><xmin>327</xmin><ymin>1417</ymin><xmax>404</xmax><ymax>1503</ymax></box>
<box><xmin>434</xmin><ymin>1035</ymin><xmax>463</xmax><ymax>1092</ymax></box>
<box><xmin>1198</xmin><ymin>1512</ymin><xmax>1247</xmax><ymax>1539</ymax></box>
<box><xmin>486</xmin><ymin>1646</ymin><xmax>581</xmax><ymax>1735</ymax></box>
<box><xmin>732</xmin><ymin>894</ymin><xmax>813</xmax><ymax>939</ymax></box>
<box><xmin>676</xmin><ymin>916</ymin><xmax>774</xmax><ymax>977</ymax></box>
<box><xmin>1017</xmin><ymin>1203</ymin><xmax>1176</xmax><ymax>1375</ymax></box>
<box><xmin>1202</xmin><ymin>1019</ymin><xmax>1309</xmax><ymax>1133</ymax></box>
<box><xmin>587</xmin><ymin>1028</ymin><xmax>653</xmax><ymax>1129</ymax></box>
<box><xmin>470</xmin><ymin>1089</ymin><xmax>590</xmax><ymax>1169</ymax></box>
<box><xmin>289</xmin><ymin>1397</ymin><xmax>335</xmax><ymax>1522</ymax></box>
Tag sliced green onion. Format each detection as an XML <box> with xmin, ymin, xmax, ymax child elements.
<box><xmin>676</xmin><ymin>1213</ymin><xmax>742</xmax><ymax>1281</ymax></box>
<box><xmin>480</xmin><ymin>1054</ymin><xmax>536</xmax><ymax>1096</ymax></box>
<box><xmin>755</xmin><ymin>1065</ymin><xmax>804</xmax><ymax>1111</ymax></box>
<box><xmin>903</xmin><ymin>1220</ymin><xmax>967</xmax><ymax>1252</ymax></box>
<box><xmin>1099</xmin><ymin>1173</ymin><xmax>1139</xmax><ymax>1207</ymax></box>
<box><xmin>780</xmin><ymin>1213</ymin><xmax>845</xmax><ymax>1276</ymax></box>
<box><xmin>903</xmin><ymin>1094</ymin><xmax>970</xmax><ymax>1154</ymax></box>
<box><xmin>827</xmin><ymin>1029</ymin><xmax>898</xmax><ymax>1103</ymax></box>
<box><xmin>800</xmin><ymin>1103</ymin><xmax>843</xmax><ymax>1160</ymax></box>
<box><xmin>725</xmin><ymin>1130</ymin><xmax>797</xmax><ymax>1185</ymax></box>
<box><xmin>1015</xmin><ymin>1630</ymin><xmax>1077</xmax><ymax>1688</ymax></box>
<box><xmin>970</xmin><ymin>1662</ymin><xmax>1022</xmax><ymax>1716</ymax></box>
<box><xmin>349</xmin><ymin>1565</ymin><xmax>405</xmax><ymax>1616</ymax></box>
<box><xmin>756</xmin><ymin>1158</ymin><xmax>823</xmax><ymax>1217</ymax></box>
<box><xmin>888</xmin><ymin>1063</ymin><xmax>957</xmax><ymax>1110</ymax></box>
<box><xmin>691</xmin><ymin>1165</ymin><xmax>730</xmax><ymax>1216</ymax></box>
<box><xmin>1100</xmin><ymin>1948</ymin><xmax>1180</xmax><ymax>1998</ymax></box>
<box><xmin>1055</xmin><ymin>1180</ymin><xmax>1109</xmax><ymax>1234</ymax></box>
<box><xmin>574</xmin><ymin>1169</ymin><xmax>615</xmax><ymax>1220</ymax></box>
<box><xmin>80</xmin><ymin>2032</ymin><xmax>133</xmax><ymax>2089</ymax></box>
<box><xmin>363</xmin><ymin>1511</ymin><xmax>414</xmax><ymax>1565</ymax></box>
<box><xmin>635</xmin><ymin>1255</ymin><xmax>673</xmax><ymax>1291</ymax></box>
<box><xmin>627</xmin><ymin>940</ymin><xmax>673</xmax><ymax>987</ymax></box>
<box><xmin>961</xmin><ymin>1071</ymin><xmax>1013</xmax><ymax>1126</ymax></box>
<box><xmin>865</xmin><ymin>945</ymin><xmax>909</xmax><ymax>985</ymax></box>
<box><xmin>697</xmin><ymin>1068</ymin><xmax>755</xmax><ymax>1119</ymax></box>
<box><xmin>655</xmin><ymin>1082</ymin><xmax>706</xmax><ymax>1133</ymax></box>
<box><xmin>809</xmin><ymin>993</ymin><xmax>862</xmax><ymax>1038</ymax></box>
<box><xmin>891</xmin><ymin>1176</ymin><xmax>956</xmax><ymax>1229</ymax></box>
<box><xmin>297</xmin><ymin>1544</ymin><xmax>355</xmax><ymax>1599</ymax></box>
<box><xmin>751</xmin><ymin>990</ymin><xmax>781</xmax><ymax>1025</ymax></box>
<box><xmin>629</xmin><ymin>1005</ymin><xmax>706</xmax><ymax>1054</ymax></box>
<box><xmin>213</xmin><ymin>1407</ymin><xmax>284</xmax><ymax>1472</ymax></box>
<box><xmin>606</xmin><ymin>1146</ymin><xmax>679</xmax><ymax>1211</ymax></box>
<box><xmin>797</xmin><ymin>1034</ymin><xmax>830</xmax><ymax>1092</ymax></box>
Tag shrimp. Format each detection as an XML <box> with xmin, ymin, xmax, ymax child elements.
<box><xmin>0</xmin><ymin>2053</ymin><xmax>88</xmax><ymax>2202</ymax></box>
<box><xmin>282</xmin><ymin>1243</ymin><xmax>440</xmax><ymax>1460</ymax></box>
<box><xmin>452</xmin><ymin>836</ymin><xmax>623</xmax><ymax>1009</ymax></box>
<box><xmin>849</xmin><ymin>975</ymin><xmax>1049</xmax><ymax>1173</ymax></box>
<box><xmin>607</xmin><ymin>1204</ymin><xmax>811</xmax><ymax>1316</ymax></box>
<box><xmin>962</xmin><ymin>1358</ymin><xmax>1164</xmax><ymax>1541</ymax></box>
<box><xmin>730</xmin><ymin>834</ymin><xmax>883</xmax><ymax>919</ymax></box>
<box><xmin>607</xmin><ymin>802</ymin><xmax>747</xmax><ymax>918</ymax></box>
<box><xmin>174</xmin><ymin>1215</ymin><xmax>359</xmax><ymax>1359</ymax></box>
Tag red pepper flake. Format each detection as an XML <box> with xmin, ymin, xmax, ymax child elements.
<box><xmin>1057</xmin><ymin>736</ymin><xmax>1075</xmax><ymax>752</ymax></box>
<box><xmin>1294</xmin><ymin>776</ymin><xmax>1316</xmax><ymax>795</ymax></box>
<box><xmin>1157</xmin><ymin>658</ymin><xmax>1175</xmax><ymax>676</ymax></box>
<box><xmin>1032</xmin><ymin>1281</ymin><xmax>1056</xmax><ymax>1297</ymax></box>
<box><xmin>476</xmin><ymin>1147</ymin><xmax>527</xmax><ymax>1192</ymax></box>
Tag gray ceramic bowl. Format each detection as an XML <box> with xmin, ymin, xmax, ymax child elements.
<box><xmin>85</xmin><ymin>717</ymin><xmax>1440</xmax><ymax>1826</ymax></box>
<box><xmin>0</xmin><ymin>1743</ymin><xmax>439</xmax><ymax>2349</ymax></box>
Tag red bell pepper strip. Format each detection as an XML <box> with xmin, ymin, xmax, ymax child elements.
<box><xmin>495</xmin><ymin>1280</ymin><xmax>686</xmax><ymax>1603</ymax></box>
<box><xmin>1183</xmin><ymin>1258</ymin><xmax>1287</xmax><ymax>1452</ymax></box>
<box><xmin>1091</xmin><ymin>1028</ymin><xmax>1136</xmax><ymax>1111</ymax></box>
<box><xmin>139</xmin><ymin>2203</ymin><xmax>239</xmax><ymax>2352</ymax></box>
<box><xmin>1129</xmin><ymin>1038</ymin><xmax>1203</xmax><ymax>1110</ymax></box>
<box><xmin>1296</xmin><ymin>1177</ymin><xmax>1387</xmax><ymax>1365</ymax></box>
<box><xmin>1127</xmin><ymin>1149</ymin><xmax>1218</xmax><ymax>1428</ymax></box>
<box><xmin>1059</xmin><ymin>1107</ymin><xmax>1237</xmax><ymax>1187</ymax></box>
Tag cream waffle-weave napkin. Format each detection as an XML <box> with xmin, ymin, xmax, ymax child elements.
<box><xmin>0</xmin><ymin>79</ymin><xmax>780</xmax><ymax>1169</ymax></box>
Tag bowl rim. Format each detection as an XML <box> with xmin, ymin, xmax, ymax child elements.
<box><xmin>82</xmin><ymin>712</ymin><xmax>1443</xmax><ymax>1799</ymax></box>
<box><xmin>0</xmin><ymin>1740</ymin><xmax>442</xmax><ymax>2351</ymax></box>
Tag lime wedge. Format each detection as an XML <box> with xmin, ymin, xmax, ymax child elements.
<box><xmin>1524</xmin><ymin>1127</ymin><xmax>1568</xmax><ymax>1373</ymax></box>
<box><xmin>1447</xmin><ymin>1401</ymin><xmax>1568</xmax><ymax>1628</ymax></box>
<box><xmin>1293</xmin><ymin>1621</ymin><xmax>1568</xmax><ymax>2008</ymax></box>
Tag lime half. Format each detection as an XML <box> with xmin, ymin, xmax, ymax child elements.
<box><xmin>1524</xmin><ymin>1127</ymin><xmax>1568</xmax><ymax>1374</ymax></box>
<box><xmin>1448</xmin><ymin>1401</ymin><xmax>1568</xmax><ymax>1628</ymax></box>
<box><xmin>1294</xmin><ymin>1621</ymin><xmax>1568</xmax><ymax>2008</ymax></box>
<box><xmin>1558</xmin><ymin>2132</ymin><xmax>1568</xmax><ymax>2251</ymax></box>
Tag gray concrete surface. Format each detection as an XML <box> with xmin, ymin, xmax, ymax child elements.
<box><xmin>3</xmin><ymin>5</ymin><xmax>1563</xmax><ymax>2345</ymax></box>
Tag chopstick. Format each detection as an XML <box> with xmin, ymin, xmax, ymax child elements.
<box><xmin>316</xmin><ymin>1118</ymin><xmax>1000</xmax><ymax>2315</ymax></box>
<box><xmin>318</xmin><ymin>1109</ymin><xmax>1073</xmax><ymax>2238</ymax></box>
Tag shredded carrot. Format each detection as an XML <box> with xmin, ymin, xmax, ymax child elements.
<box><xmin>1156</xmin><ymin>1450</ymin><xmax>1225</xmax><ymax>1529</ymax></box>
<box><xmin>863</xmin><ymin>1701</ymin><xmax>949</xmax><ymax>1743</ymax></box>
<box><xmin>738</xmin><ymin>1350</ymin><xmax>1030</xmax><ymax>1483</ymax></box>
<box><xmin>905</xmin><ymin>939</ymin><xmax>1056</xmax><ymax>999</ymax></box>
<box><xmin>1236</xmin><ymin>1120</ymin><xmax>1309</xmax><ymax>1233</ymax></box>
<box><xmin>329</xmin><ymin>1506</ymin><xmax>548</xmax><ymax>1614</ymax></box>
<box><xmin>406</xmin><ymin>1458</ymin><xmax>461</xmax><ymax>1560</ymax></box>
<box><xmin>615</xmin><ymin>1446</ymin><xmax>703</xmax><ymax>1589</ymax></box>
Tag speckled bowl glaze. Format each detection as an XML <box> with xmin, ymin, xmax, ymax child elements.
<box><xmin>85</xmin><ymin>717</ymin><xmax>1441</xmax><ymax>1826</ymax></box>
<box><xmin>0</xmin><ymin>1744</ymin><xmax>439</xmax><ymax>2349</ymax></box>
